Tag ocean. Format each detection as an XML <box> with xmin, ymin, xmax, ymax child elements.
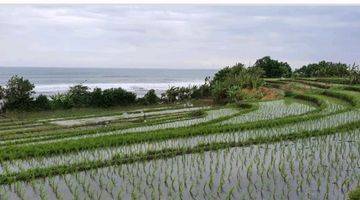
<box><xmin>0</xmin><ymin>67</ymin><xmax>216</xmax><ymax>97</ymax></box>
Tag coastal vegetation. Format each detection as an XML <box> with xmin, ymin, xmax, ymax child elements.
<box><xmin>0</xmin><ymin>57</ymin><xmax>359</xmax><ymax>112</ymax></box>
<box><xmin>0</xmin><ymin>57</ymin><xmax>359</xmax><ymax>199</ymax></box>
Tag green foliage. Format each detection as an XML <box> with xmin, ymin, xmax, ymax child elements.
<box><xmin>102</xmin><ymin>88</ymin><xmax>137</xmax><ymax>107</ymax></box>
<box><xmin>295</xmin><ymin>61</ymin><xmax>349</xmax><ymax>77</ymax></box>
<box><xmin>321</xmin><ymin>90</ymin><xmax>357</xmax><ymax>107</ymax></box>
<box><xmin>211</xmin><ymin>81</ymin><xmax>228</xmax><ymax>103</ymax></box>
<box><xmin>0</xmin><ymin>77</ymin><xmax>359</xmax><ymax>196</ymax></box>
<box><xmin>50</xmin><ymin>94</ymin><xmax>74</xmax><ymax>109</ymax></box>
<box><xmin>1</xmin><ymin>118</ymin><xmax>359</xmax><ymax>185</ymax></box>
<box><xmin>312</xmin><ymin>77</ymin><xmax>351</xmax><ymax>85</ymax></box>
<box><xmin>4</xmin><ymin>75</ymin><xmax>35</xmax><ymax>110</ymax></box>
<box><xmin>295</xmin><ymin>79</ymin><xmax>331</xmax><ymax>89</ymax></box>
<box><xmin>142</xmin><ymin>89</ymin><xmax>160</xmax><ymax>105</ymax></box>
<box><xmin>90</xmin><ymin>88</ymin><xmax>105</xmax><ymax>107</ymax></box>
<box><xmin>254</xmin><ymin>56</ymin><xmax>292</xmax><ymax>78</ymax></box>
<box><xmin>49</xmin><ymin>86</ymin><xmax>137</xmax><ymax>109</ymax></box>
<box><xmin>0</xmin><ymin>85</ymin><xmax>4</xmax><ymax>99</ymax></box>
<box><xmin>349</xmin><ymin>63</ymin><xmax>360</xmax><ymax>84</ymax></box>
<box><xmin>210</xmin><ymin>63</ymin><xmax>264</xmax><ymax>103</ymax></box>
<box><xmin>191</xmin><ymin>84</ymin><xmax>211</xmax><ymax>99</ymax></box>
<box><xmin>227</xmin><ymin>85</ymin><xmax>241</xmax><ymax>103</ymax></box>
<box><xmin>284</xmin><ymin>91</ymin><xmax>326</xmax><ymax>109</ymax></box>
<box><xmin>211</xmin><ymin>64</ymin><xmax>241</xmax><ymax>84</ymax></box>
<box><xmin>349</xmin><ymin>186</ymin><xmax>360</xmax><ymax>200</ymax></box>
<box><xmin>34</xmin><ymin>95</ymin><xmax>51</xmax><ymax>111</ymax></box>
<box><xmin>68</xmin><ymin>84</ymin><xmax>91</xmax><ymax>107</ymax></box>
<box><xmin>161</xmin><ymin>83</ymin><xmax>210</xmax><ymax>103</ymax></box>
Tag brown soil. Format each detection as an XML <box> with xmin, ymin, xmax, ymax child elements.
<box><xmin>240</xmin><ymin>87</ymin><xmax>281</xmax><ymax>101</ymax></box>
<box><xmin>259</xmin><ymin>87</ymin><xmax>281</xmax><ymax>100</ymax></box>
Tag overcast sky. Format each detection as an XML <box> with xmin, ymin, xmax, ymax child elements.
<box><xmin>0</xmin><ymin>5</ymin><xmax>359</xmax><ymax>69</ymax></box>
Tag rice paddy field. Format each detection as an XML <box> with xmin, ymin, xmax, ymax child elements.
<box><xmin>0</xmin><ymin>79</ymin><xmax>359</xmax><ymax>200</ymax></box>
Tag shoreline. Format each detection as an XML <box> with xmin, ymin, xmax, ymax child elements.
<box><xmin>33</xmin><ymin>80</ymin><xmax>206</xmax><ymax>97</ymax></box>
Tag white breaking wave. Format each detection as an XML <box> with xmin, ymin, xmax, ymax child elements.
<box><xmin>35</xmin><ymin>81</ymin><xmax>205</xmax><ymax>97</ymax></box>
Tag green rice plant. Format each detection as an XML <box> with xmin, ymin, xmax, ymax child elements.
<box><xmin>321</xmin><ymin>90</ymin><xmax>357</xmax><ymax>107</ymax></box>
<box><xmin>0</xmin><ymin>81</ymin><xmax>358</xmax><ymax>199</ymax></box>
<box><xmin>292</xmin><ymin>79</ymin><xmax>332</xmax><ymax>89</ymax></box>
<box><xmin>349</xmin><ymin>186</ymin><xmax>360</xmax><ymax>200</ymax></box>
<box><xmin>221</xmin><ymin>99</ymin><xmax>316</xmax><ymax>124</ymax></box>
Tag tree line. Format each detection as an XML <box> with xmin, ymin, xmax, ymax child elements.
<box><xmin>0</xmin><ymin>56</ymin><xmax>359</xmax><ymax>112</ymax></box>
<box><xmin>0</xmin><ymin>75</ymin><xmax>211</xmax><ymax>112</ymax></box>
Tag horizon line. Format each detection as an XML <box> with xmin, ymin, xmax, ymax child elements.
<box><xmin>0</xmin><ymin>66</ymin><xmax>220</xmax><ymax>70</ymax></box>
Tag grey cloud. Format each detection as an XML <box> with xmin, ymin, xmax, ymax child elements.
<box><xmin>0</xmin><ymin>5</ymin><xmax>359</xmax><ymax>69</ymax></box>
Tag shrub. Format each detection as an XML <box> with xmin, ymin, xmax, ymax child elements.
<box><xmin>90</xmin><ymin>87</ymin><xmax>105</xmax><ymax>107</ymax></box>
<box><xmin>294</xmin><ymin>61</ymin><xmax>349</xmax><ymax>77</ymax></box>
<box><xmin>210</xmin><ymin>63</ymin><xmax>264</xmax><ymax>103</ymax></box>
<box><xmin>253</xmin><ymin>56</ymin><xmax>292</xmax><ymax>78</ymax></box>
<box><xmin>4</xmin><ymin>75</ymin><xmax>35</xmax><ymax>110</ymax></box>
<box><xmin>0</xmin><ymin>86</ymin><xmax>4</xmax><ymax>99</ymax></box>
<box><xmin>68</xmin><ymin>84</ymin><xmax>91</xmax><ymax>107</ymax></box>
<box><xmin>102</xmin><ymin>88</ymin><xmax>136</xmax><ymax>107</ymax></box>
<box><xmin>34</xmin><ymin>95</ymin><xmax>51</xmax><ymax>110</ymax></box>
<box><xmin>142</xmin><ymin>89</ymin><xmax>160</xmax><ymax>105</ymax></box>
<box><xmin>50</xmin><ymin>93</ymin><xmax>74</xmax><ymax>109</ymax></box>
<box><xmin>349</xmin><ymin>63</ymin><xmax>360</xmax><ymax>84</ymax></box>
<box><xmin>349</xmin><ymin>186</ymin><xmax>360</xmax><ymax>200</ymax></box>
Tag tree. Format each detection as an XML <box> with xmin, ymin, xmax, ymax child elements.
<box><xmin>349</xmin><ymin>63</ymin><xmax>360</xmax><ymax>84</ymax></box>
<box><xmin>210</xmin><ymin>63</ymin><xmax>245</xmax><ymax>86</ymax></box>
<box><xmin>68</xmin><ymin>84</ymin><xmax>91</xmax><ymax>107</ymax></box>
<box><xmin>0</xmin><ymin>86</ymin><xmax>4</xmax><ymax>99</ymax></box>
<box><xmin>162</xmin><ymin>86</ymin><xmax>178</xmax><ymax>103</ymax></box>
<box><xmin>0</xmin><ymin>86</ymin><xmax>5</xmax><ymax>113</ymax></box>
<box><xmin>294</xmin><ymin>61</ymin><xmax>349</xmax><ymax>77</ymax></box>
<box><xmin>227</xmin><ymin>85</ymin><xmax>241</xmax><ymax>103</ymax></box>
<box><xmin>102</xmin><ymin>88</ymin><xmax>136</xmax><ymax>107</ymax></box>
<box><xmin>34</xmin><ymin>94</ymin><xmax>51</xmax><ymax>110</ymax></box>
<box><xmin>5</xmin><ymin>75</ymin><xmax>35</xmax><ymax>110</ymax></box>
<box><xmin>90</xmin><ymin>88</ymin><xmax>105</xmax><ymax>107</ymax></box>
<box><xmin>254</xmin><ymin>56</ymin><xmax>292</xmax><ymax>78</ymax></box>
<box><xmin>50</xmin><ymin>93</ymin><xmax>74</xmax><ymax>109</ymax></box>
<box><xmin>143</xmin><ymin>89</ymin><xmax>160</xmax><ymax>105</ymax></box>
<box><xmin>211</xmin><ymin>81</ymin><xmax>227</xmax><ymax>103</ymax></box>
<box><xmin>210</xmin><ymin>63</ymin><xmax>265</xmax><ymax>103</ymax></box>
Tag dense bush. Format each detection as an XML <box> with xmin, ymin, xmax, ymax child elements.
<box><xmin>90</xmin><ymin>88</ymin><xmax>105</xmax><ymax>107</ymax></box>
<box><xmin>141</xmin><ymin>89</ymin><xmax>160</xmax><ymax>105</ymax></box>
<box><xmin>0</xmin><ymin>76</ymin><xmax>139</xmax><ymax>111</ymax></box>
<box><xmin>4</xmin><ymin>75</ymin><xmax>35</xmax><ymax>111</ymax></box>
<box><xmin>0</xmin><ymin>86</ymin><xmax>4</xmax><ymax>99</ymax></box>
<box><xmin>349</xmin><ymin>63</ymin><xmax>360</xmax><ymax>84</ymax></box>
<box><xmin>68</xmin><ymin>85</ymin><xmax>91</xmax><ymax>107</ymax></box>
<box><xmin>1</xmin><ymin>58</ymin><xmax>358</xmax><ymax>112</ymax></box>
<box><xmin>191</xmin><ymin>83</ymin><xmax>211</xmax><ymax>99</ymax></box>
<box><xmin>49</xmin><ymin>86</ymin><xmax>137</xmax><ymax>109</ymax></box>
<box><xmin>50</xmin><ymin>93</ymin><xmax>74</xmax><ymax>109</ymax></box>
<box><xmin>349</xmin><ymin>186</ymin><xmax>360</xmax><ymax>200</ymax></box>
<box><xmin>253</xmin><ymin>56</ymin><xmax>292</xmax><ymax>78</ymax></box>
<box><xmin>294</xmin><ymin>61</ymin><xmax>349</xmax><ymax>77</ymax></box>
<box><xmin>101</xmin><ymin>88</ymin><xmax>137</xmax><ymax>107</ymax></box>
<box><xmin>210</xmin><ymin>63</ymin><xmax>264</xmax><ymax>103</ymax></box>
<box><xmin>34</xmin><ymin>95</ymin><xmax>51</xmax><ymax>110</ymax></box>
<box><xmin>161</xmin><ymin>79</ymin><xmax>211</xmax><ymax>103</ymax></box>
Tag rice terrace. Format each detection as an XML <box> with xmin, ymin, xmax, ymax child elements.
<box><xmin>1</xmin><ymin>4</ymin><xmax>360</xmax><ymax>200</ymax></box>
<box><xmin>0</xmin><ymin>58</ymin><xmax>359</xmax><ymax>200</ymax></box>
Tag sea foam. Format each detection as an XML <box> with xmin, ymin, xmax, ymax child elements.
<box><xmin>35</xmin><ymin>81</ymin><xmax>205</xmax><ymax>97</ymax></box>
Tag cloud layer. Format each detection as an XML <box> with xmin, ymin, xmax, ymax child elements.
<box><xmin>0</xmin><ymin>5</ymin><xmax>359</xmax><ymax>69</ymax></box>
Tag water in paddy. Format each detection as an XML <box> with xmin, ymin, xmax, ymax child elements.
<box><xmin>1</xmin><ymin>130</ymin><xmax>359</xmax><ymax>199</ymax></box>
